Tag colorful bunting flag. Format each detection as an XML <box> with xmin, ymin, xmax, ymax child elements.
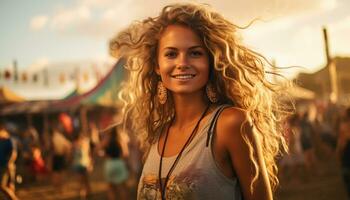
<box><xmin>4</xmin><ymin>70</ymin><xmax>11</xmax><ymax>80</ymax></box>
<box><xmin>59</xmin><ymin>72</ymin><xmax>66</xmax><ymax>84</ymax></box>
<box><xmin>22</xmin><ymin>72</ymin><xmax>28</xmax><ymax>82</ymax></box>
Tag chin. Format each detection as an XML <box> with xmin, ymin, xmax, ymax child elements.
<box><xmin>170</xmin><ymin>87</ymin><xmax>205</xmax><ymax>96</ymax></box>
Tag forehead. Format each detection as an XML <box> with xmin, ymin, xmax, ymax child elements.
<box><xmin>158</xmin><ymin>25</ymin><xmax>203</xmax><ymax>49</ymax></box>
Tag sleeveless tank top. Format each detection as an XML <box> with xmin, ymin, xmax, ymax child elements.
<box><xmin>138</xmin><ymin>105</ymin><xmax>243</xmax><ymax>200</ymax></box>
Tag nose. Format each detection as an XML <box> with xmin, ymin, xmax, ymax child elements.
<box><xmin>176</xmin><ymin>52</ymin><xmax>190</xmax><ymax>69</ymax></box>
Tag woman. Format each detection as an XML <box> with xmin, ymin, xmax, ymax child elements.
<box><xmin>111</xmin><ymin>3</ymin><xmax>289</xmax><ymax>200</ymax></box>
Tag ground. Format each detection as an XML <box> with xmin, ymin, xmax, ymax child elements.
<box><xmin>13</xmin><ymin>156</ymin><xmax>348</xmax><ymax>200</ymax></box>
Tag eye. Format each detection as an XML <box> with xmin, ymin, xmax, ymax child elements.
<box><xmin>189</xmin><ymin>50</ymin><xmax>204</xmax><ymax>57</ymax></box>
<box><xmin>164</xmin><ymin>51</ymin><xmax>177</xmax><ymax>58</ymax></box>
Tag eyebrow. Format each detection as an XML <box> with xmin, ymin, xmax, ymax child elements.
<box><xmin>162</xmin><ymin>45</ymin><xmax>204</xmax><ymax>51</ymax></box>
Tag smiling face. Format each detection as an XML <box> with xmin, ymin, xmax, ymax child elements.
<box><xmin>156</xmin><ymin>25</ymin><xmax>210</xmax><ymax>97</ymax></box>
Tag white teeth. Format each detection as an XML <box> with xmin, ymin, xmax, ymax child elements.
<box><xmin>173</xmin><ymin>74</ymin><xmax>195</xmax><ymax>79</ymax></box>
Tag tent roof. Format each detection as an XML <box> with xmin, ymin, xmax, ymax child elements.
<box><xmin>0</xmin><ymin>100</ymin><xmax>51</xmax><ymax>115</ymax></box>
<box><xmin>288</xmin><ymin>85</ymin><xmax>315</xmax><ymax>100</ymax></box>
<box><xmin>0</xmin><ymin>87</ymin><xmax>25</xmax><ymax>104</ymax></box>
<box><xmin>0</xmin><ymin>58</ymin><xmax>126</xmax><ymax>115</ymax></box>
<box><xmin>53</xmin><ymin>58</ymin><xmax>126</xmax><ymax>108</ymax></box>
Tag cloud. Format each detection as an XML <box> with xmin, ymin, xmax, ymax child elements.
<box><xmin>50</xmin><ymin>6</ymin><xmax>91</xmax><ymax>31</ymax></box>
<box><xmin>242</xmin><ymin>23</ymin><xmax>328</xmax><ymax>79</ymax></box>
<box><xmin>289</xmin><ymin>27</ymin><xmax>325</xmax><ymax>69</ymax></box>
<box><xmin>77</xmin><ymin>0</ymin><xmax>115</xmax><ymax>8</ymax></box>
<box><xmin>199</xmin><ymin>0</ymin><xmax>338</xmax><ymax>25</ymax></box>
<box><xmin>328</xmin><ymin>15</ymin><xmax>350</xmax><ymax>56</ymax></box>
<box><xmin>47</xmin><ymin>0</ymin><xmax>337</xmax><ymax>38</ymax></box>
<box><xmin>30</xmin><ymin>15</ymin><xmax>49</xmax><ymax>31</ymax></box>
<box><xmin>29</xmin><ymin>0</ymin><xmax>337</xmax><ymax>38</ymax></box>
<box><xmin>236</xmin><ymin>0</ymin><xmax>341</xmax><ymax>78</ymax></box>
<box><xmin>329</xmin><ymin>15</ymin><xmax>350</xmax><ymax>31</ymax></box>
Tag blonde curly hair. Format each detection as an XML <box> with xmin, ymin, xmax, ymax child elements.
<box><xmin>110</xmin><ymin>2</ymin><xmax>291</xmax><ymax>191</ymax></box>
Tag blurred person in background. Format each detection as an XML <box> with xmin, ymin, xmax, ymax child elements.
<box><xmin>19</xmin><ymin>125</ymin><xmax>40</xmax><ymax>182</ymax></box>
<box><xmin>337</xmin><ymin>106</ymin><xmax>350</xmax><ymax>198</ymax></box>
<box><xmin>98</xmin><ymin>125</ymin><xmax>129</xmax><ymax>200</ymax></box>
<box><xmin>30</xmin><ymin>145</ymin><xmax>47</xmax><ymax>182</ymax></box>
<box><xmin>279</xmin><ymin>114</ymin><xmax>304</xmax><ymax>185</ymax></box>
<box><xmin>71</xmin><ymin>133</ymin><xmax>93</xmax><ymax>199</ymax></box>
<box><xmin>299</xmin><ymin>112</ymin><xmax>318</xmax><ymax>177</ymax></box>
<box><xmin>51</xmin><ymin>121</ymin><xmax>72</xmax><ymax>193</ymax></box>
<box><xmin>317</xmin><ymin>101</ymin><xmax>340</xmax><ymax>158</ymax></box>
<box><xmin>0</xmin><ymin>122</ymin><xmax>17</xmax><ymax>192</ymax></box>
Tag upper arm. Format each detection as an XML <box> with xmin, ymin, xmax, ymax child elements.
<box><xmin>216</xmin><ymin>107</ymin><xmax>273</xmax><ymax>200</ymax></box>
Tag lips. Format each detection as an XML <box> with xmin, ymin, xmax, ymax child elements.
<box><xmin>171</xmin><ymin>74</ymin><xmax>196</xmax><ymax>80</ymax></box>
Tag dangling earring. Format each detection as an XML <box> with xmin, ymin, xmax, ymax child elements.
<box><xmin>157</xmin><ymin>81</ymin><xmax>167</xmax><ymax>104</ymax></box>
<box><xmin>206</xmin><ymin>83</ymin><xmax>218</xmax><ymax>103</ymax></box>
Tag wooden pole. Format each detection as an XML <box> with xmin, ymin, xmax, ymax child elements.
<box><xmin>323</xmin><ymin>28</ymin><xmax>331</xmax><ymax>64</ymax></box>
<box><xmin>323</xmin><ymin>27</ymin><xmax>338</xmax><ymax>103</ymax></box>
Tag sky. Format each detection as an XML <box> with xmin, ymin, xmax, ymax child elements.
<box><xmin>0</xmin><ymin>0</ymin><xmax>349</xmax><ymax>99</ymax></box>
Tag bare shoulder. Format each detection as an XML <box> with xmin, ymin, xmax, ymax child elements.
<box><xmin>216</xmin><ymin>107</ymin><xmax>253</xmax><ymax>140</ymax></box>
<box><xmin>214</xmin><ymin>106</ymin><xmax>258</xmax><ymax>156</ymax></box>
<box><xmin>219</xmin><ymin>107</ymin><xmax>248</xmax><ymax>124</ymax></box>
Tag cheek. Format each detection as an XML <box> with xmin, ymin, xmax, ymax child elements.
<box><xmin>157</xmin><ymin>66</ymin><xmax>171</xmax><ymax>81</ymax></box>
<box><xmin>156</xmin><ymin>61</ymin><xmax>170</xmax><ymax>78</ymax></box>
<box><xmin>157</xmin><ymin>60</ymin><xmax>172</xmax><ymax>76</ymax></box>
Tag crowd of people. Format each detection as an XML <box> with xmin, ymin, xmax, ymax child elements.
<box><xmin>279</xmin><ymin>101</ymin><xmax>350</xmax><ymax>196</ymax></box>
<box><xmin>0</xmin><ymin>115</ymin><xmax>141</xmax><ymax>200</ymax></box>
<box><xmin>1</xmin><ymin>102</ymin><xmax>349</xmax><ymax>199</ymax></box>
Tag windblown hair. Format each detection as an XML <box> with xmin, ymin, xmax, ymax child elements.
<box><xmin>110</xmin><ymin>2</ymin><xmax>291</xmax><ymax>191</ymax></box>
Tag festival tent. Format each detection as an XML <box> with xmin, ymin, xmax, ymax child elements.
<box><xmin>0</xmin><ymin>58</ymin><xmax>126</xmax><ymax>115</ymax></box>
<box><xmin>0</xmin><ymin>58</ymin><xmax>127</xmax><ymax>140</ymax></box>
<box><xmin>0</xmin><ymin>86</ymin><xmax>25</xmax><ymax>104</ymax></box>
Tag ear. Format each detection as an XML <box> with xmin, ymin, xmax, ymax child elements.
<box><xmin>155</xmin><ymin>65</ymin><xmax>160</xmax><ymax>75</ymax></box>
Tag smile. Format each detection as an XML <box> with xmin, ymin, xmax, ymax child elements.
<box><xmin>171</xmin><ymin>74</ymin><xmax>196</xmax><ymax>80</ymax></box>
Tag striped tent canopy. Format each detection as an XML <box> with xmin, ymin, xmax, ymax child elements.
<box><xmin>52</xmin><ymin>58</ymin><xmax>126</xmax><ymax>109</ymax></box>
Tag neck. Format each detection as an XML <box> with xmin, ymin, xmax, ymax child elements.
<box><xmin>172</xmin><ymin>92</ymin><xmax>209</xmax><ymax>128</ymax></box>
